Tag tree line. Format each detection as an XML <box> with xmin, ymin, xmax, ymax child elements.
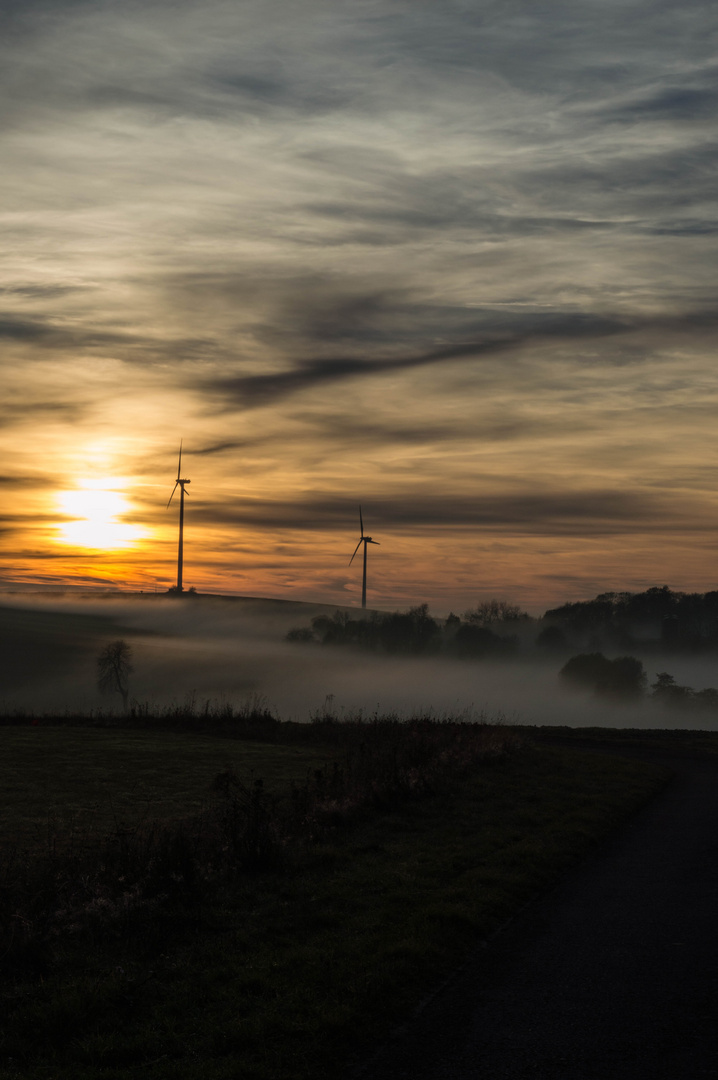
<box><xmin>285</xmin><ymin>587</ymin><xmax>718</xmax><ymax>713</ymax></box>
<box><xmin>541</xmin><ymin>585</ymin><xmax>718</xmax><ymax>652</ymax></box>
<box><xmin>287</xmin><ymin>586</ymin><xmax>718</xmax><ymax>658</ymax></box>
<box><xmin>287</xmin><ymin>601</ymin><xmax>529</xmax><ymax>659</ymax></box>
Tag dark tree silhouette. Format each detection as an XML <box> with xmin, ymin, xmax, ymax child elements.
<box><xmin>463</xmin><ymin>600</ymin><xmax>528</xmax><ymax>625</ymax></box>
<box><xmin>536</xmin><ymin>624</ymin><xmax>568</xmax><ymax>651</ymax></box>
<box><xmin>452</xmin><ymin>623</ymin><xmax>518</xmax><ymax>659</ymax></box>
<box><xmin>97</xmin><ymin>640</ymin><xmax>133</xmax><ymax>710</ymax></box>
<box><xmin>650</xmin><ymin>671</ymin><xmax>718</xmax><ymax>710</ymax></box>
<box><xmin>559</xmin><ymin>652</ymin><xmax>646</xmax><ymax>699</ymax></box>
<box><xmin>545</xmin><ymin>586</ymin><xmax>718</xmax><ymax>652</ymax></box>
<box><xmin>289</xmin><ymin>605</ymin><xmax>442</xmax><ymax>655</ymax></box>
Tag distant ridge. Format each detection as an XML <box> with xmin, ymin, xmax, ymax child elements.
<box><xmin>0</xmin><ymin>588</ymin><xmax>380</xmax><ymax>616</ymax></box>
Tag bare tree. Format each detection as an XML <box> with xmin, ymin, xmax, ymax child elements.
<box><xmin>97</xmin><ymin>640</ymin><xmax>133</xmax><ymax>710</ymax></box>
<box><xmin>463</xmin><ymin>599</ymin><xmax>529</xmax><ymax>625</ymax></box>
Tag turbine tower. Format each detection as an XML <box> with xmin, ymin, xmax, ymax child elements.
<box><xmin>167</xmin><ymin>442</ymin><xmax>190</xmax><ymax>593</ymax></box>
<box><xmin>349</xmin><ymin>506</ymin><xmax>379</xmax><ymax>609</ymax></box>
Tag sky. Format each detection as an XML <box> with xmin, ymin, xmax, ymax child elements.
<box><xmin>1</xmin><ymin>0</ymin><xmax>717</xmax><ymax>614</ymax></box>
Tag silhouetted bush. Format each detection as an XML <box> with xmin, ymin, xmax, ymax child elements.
<box><xmin>650</xmin><ymin>672</ymin><xmax>718</xmax><ymax>711</ymax></box>
<box><xmin>651</xmin><ymin>671</ymin><xmax>691</xmax><ymax>703</ymax></box>
<box><xmin>559</xmin><ymin>652</ymin><xmax>646</xmax><ymax>699</ymax></box>
<box><xmin>560</xmin><ymin>653</ymin><xmax>610</xmax><ymax>689</ymax></box>
<box><xmin>606</xmin><ymin>656</ymin><xmax>647</xmax><ymax>698</ymax></box>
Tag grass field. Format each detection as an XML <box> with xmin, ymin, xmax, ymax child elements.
<box><xmin>0</xmin><ymin>719</ymin><xmax>672</xmax><ymax>1080</ymax></box>
<box><xmin>0</xmin><ymin>725</ymin><xmax>336</xmax><ymax>851</ymax></box>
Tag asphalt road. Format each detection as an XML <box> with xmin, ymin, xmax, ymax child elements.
<box><xmin>350</xmin><ymin>746</ymin><xmax>718</xmax><ymax>1079</ymax></box>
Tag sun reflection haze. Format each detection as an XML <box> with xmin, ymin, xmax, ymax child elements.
<box><xmin>57</xmin><ymin>479</ymin><xmax>146</xmax><ymax>551</ymax></box>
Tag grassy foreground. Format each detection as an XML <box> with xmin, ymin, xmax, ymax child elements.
<box><xmin>0</xmin><ymin>725</ymin><xmax>336</xmax><ymax>851</ymax></box>
<box><xmin>0</xmin><ymin>719</ymin><xmax>669</xmax><ymax>1080</ymax></box>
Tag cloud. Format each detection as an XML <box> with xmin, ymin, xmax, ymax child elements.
<box><xmin>0</xmin><ymin>313</ymin><xmax>145</xmax><ymax>352</ymax></box>
<box><xmin>0</xmin><ymin>399</ymin><xmax>86</xmax><ymax>428</ymax></box>
<box><xmin>298</xmin><ymin>412</ymin><xmax>578</xmax><ymax>448</ymax></box>
<box><xmin>197</xmin><ymin>305</ymin><xmax>718</xmax><ymax>409</ymax></box>
<box><xmin>0</xmin><ymin>475</ymin><xmax>49</xmax><ymax>488</ymax></box>
<box><xmin>187</xmin><ymin>487</ymin><xmax>712</xmax><ymax>537</ymax></box>
<box><xmin>0</xmin><ymin>284</ymin><xmax>88</xmax><ymax>299</ymax></box>
<box><xmin>0</xmin><ymin>316</ymin><xmax>67</xmax><ymax>342</ymax></box>
<box><xmin>601</xmin><ymin>80</ymin><xmax>718</xmax><ymax>123</ymax></box>
<box><xmin>192</xmin><ymin>440</ymin><xmax>256</xmax><ymax>457</ymax></box>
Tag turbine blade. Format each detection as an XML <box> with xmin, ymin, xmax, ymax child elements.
<box><xmin>349</xmin><ymin>539</ymin><xmax>363</xmax><ymax>565</ymax></box>
<box><xmin>177</xmin><ymin>440</ymin><xmax>183</xmax><ymax>480</ymax></box>
<box><xmin>359</xmin><ymin>506</ymin><xmax>364</xmax><ymax>537</ymax></box>
<box><xmin>368</xmin><ymin>539</ymin><xmax>380</xmax><ymax>545</ymax></box>
<box><xmin>167</xmin><ymin>482</ymin><xmax>179</xmax><ymax>508</ymax></box>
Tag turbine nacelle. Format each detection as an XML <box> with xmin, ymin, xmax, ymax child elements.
<box><xmin>349</xmin><ymin>535</ymin><xmax>379</xmax><ymax>565</ymax></box>
<box><xmin>167</xmin><ymin>441</ymin><xmax>192</xmax><ymax>508</ymax></box>
<box><xmin>166</xmin><ymin>478</ymin><xmax>190</xmax><ymax>509</ymax></box>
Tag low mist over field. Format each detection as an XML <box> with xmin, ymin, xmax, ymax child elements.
<box><xmin>2</xmin><ymin>591</ymin><xmax>718</xmax><ymax>730</ymax></box>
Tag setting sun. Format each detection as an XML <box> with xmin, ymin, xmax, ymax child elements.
<box><xmin>56</xmin><ymin>480</ymin><xmax>145</xmax><ymax>551</ymax></box>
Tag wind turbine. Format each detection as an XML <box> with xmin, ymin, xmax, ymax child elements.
<box><xmin>349</xmin><ymin>506</ymin><xmax>379</xmax><ymax>609</ymax></box>
<box><xmin>167</xmin><ymin>442</ymin><xmax>190</xmax><ymax>593</ymax></box>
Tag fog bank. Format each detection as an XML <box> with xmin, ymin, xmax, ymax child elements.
<box><xmin>1</xmin><ymin>593</ymin><xmax>717</xmax><ymax>730</ymax></box>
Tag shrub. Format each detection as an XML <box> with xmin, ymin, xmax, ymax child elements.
<box><xmin>560</xmin><ymin>652</ymin><xmax>646</xmax><ymax>699</ymax></box>
<box><xmin>650</xmin><ymin>672</ymin><xmax>718</xmax><ymax>711</ymax></box>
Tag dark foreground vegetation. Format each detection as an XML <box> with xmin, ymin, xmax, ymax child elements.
<box><xmin>0</xmin><ymin>707</ymin><xmax>672</xmax><ymax>1080</ymax></box>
